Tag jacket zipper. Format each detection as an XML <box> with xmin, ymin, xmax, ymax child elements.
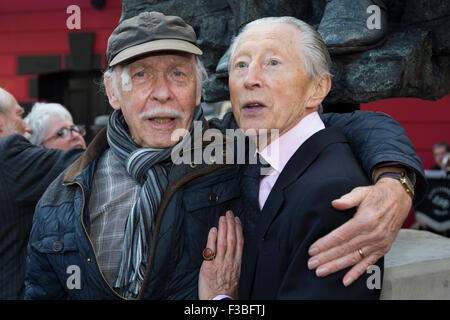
<box><xmin>63</xmin><ymin>181</ymin><xmax>127</xmax><ymax>300</ymax></box>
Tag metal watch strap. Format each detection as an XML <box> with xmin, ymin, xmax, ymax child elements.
<box><xmin>376</xmin><ymin>172</ymin><xmax>415</xmax><ymax>199</ymax></box>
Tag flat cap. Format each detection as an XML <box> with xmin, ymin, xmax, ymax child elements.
<box><xmin>106</xmin><ymin>11</ymin><xmax>202</xmax><ymax>67</ymax></box>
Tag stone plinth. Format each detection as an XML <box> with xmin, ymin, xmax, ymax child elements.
<box><xmin>381</xmin><ymin>229</ymin><xmax>450</xmax><ymax>299</ymax></box>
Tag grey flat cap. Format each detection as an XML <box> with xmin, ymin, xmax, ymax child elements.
<box><xmin>106</xmin><ymin>11</ymin><xmax>202</xmax><ymax>67</ymax></box>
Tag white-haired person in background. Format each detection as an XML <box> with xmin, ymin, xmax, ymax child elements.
<box><xmin>24</xmin><ymin>102</ymin><xmax>86</xmax><ymax>150</ymax></box>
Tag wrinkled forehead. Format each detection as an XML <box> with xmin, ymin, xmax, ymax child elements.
<box><xmin>49</xmin><ymin>115</ymin><xmax>73</xmax><ymax>125</ymax></box>
<box><xmin>125</xmin><ymin>50</ymin><xmax>196</xmax><ymax>69</ymax></box>
<box><xmin>0</xmin><ymin>90</ymin><xmax>15</xmax><ymax>109</ymax></box>
<box><xmin>235</xmin><ymin>23</ymin><xmax>302</xmax><ymax>52</ymax></box>
<box><xmin>46</xmin><ymin>117</ymin><xmax>74</xmax><ymax>132</ymax></box>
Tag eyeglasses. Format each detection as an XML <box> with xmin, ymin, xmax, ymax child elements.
<box><xmin>41</xmin><ymin>125</ymin><xmax>86</xmax><ymax>145</ymax></box>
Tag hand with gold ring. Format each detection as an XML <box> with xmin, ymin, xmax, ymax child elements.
<box><xmin>358</xmin><ymin>248</ymin><xmax>364</xmax><ymax>260</ymax></box>
<box><xmin>202</xmin><ymin>247</ymin><xmax>216</xmax><ymax>261</ymax></box>
<box><xmin>198</xmin><ymin>210</ymin><xmax>244</xmax><ymax>300</ymax></box>
<box><xmin>307</xmin><ymin>169</ymin><xmax>412</xmax><ymax>287</ymax></box>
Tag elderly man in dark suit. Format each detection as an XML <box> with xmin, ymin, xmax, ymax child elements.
<box><xmin>0</xmin><ymin>88</ymin><xmax>82</xmax><ymax>299</ymax></box>
<box><xmin>208</xmin><ymin>16</ymin><xmax>411</xmax><ymax>299</ymax></box>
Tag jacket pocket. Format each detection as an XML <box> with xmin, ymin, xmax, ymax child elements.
<box><xmin>30</xmin><ymin>233</ymin><xmax>78</xmax><ymax>254</ymax></box>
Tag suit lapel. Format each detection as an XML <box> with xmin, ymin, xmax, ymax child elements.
<box><xmin>257</xmin><ymin>127</ymin><xmax>347</xmax><ymax>238</ymax></box>
<box><xmin>240</xmin><ymin>127</ymin><xmax>348</xmax><ymax>298</ymax></box>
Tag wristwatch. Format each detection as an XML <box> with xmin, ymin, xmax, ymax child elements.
<box><xmin>376</xmin><ymin>172</ymin><xmax>415</xmax><ymax>199</ymax></box>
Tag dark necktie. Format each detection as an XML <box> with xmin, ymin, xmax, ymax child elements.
<box><xmin>240</xmin><ymin>159</ymin><xmax>270</xmax><ymax>234</ymax></box>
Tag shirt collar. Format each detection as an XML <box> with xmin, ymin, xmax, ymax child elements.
<box><xmin>258</xmin><ymin>111</ymin><xmax>325</xmax><ymax>174</ymax></box>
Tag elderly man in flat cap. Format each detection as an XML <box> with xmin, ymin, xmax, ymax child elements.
<box><xmin>25</xmin><ymin>12</ymin><xmax>423</xmax><ymax>300</ymax></box>
<box><xmin>25</xmin><ymin>12</ymin><xmax>243</xmax><ymax>300</ymax></box>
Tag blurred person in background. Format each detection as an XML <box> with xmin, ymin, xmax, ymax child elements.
<box><xmin>414</xmin><ymin>142</ymin><xmax>450</xmax><ymax>236</ymax></box>
<box><xmin>431</xmin><ymin>142</ymin><xmax>450</xmax><ymax>172</ymax></box>
<box><xmin>25</xmin><ymin>102</ymin><xmax>86</xmax><ymax>150</ymax></box>
<box><xmin>0</xmin><ymin>88</ymin><xmax>32</xmax><ymax>139</ymax></box>
<box><xmin>0</xmin><ymin>87</ymin><xmax>82</xmax><ymax>299</ymax></box>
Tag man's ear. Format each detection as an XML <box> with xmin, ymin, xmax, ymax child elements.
<box><xmin>104</xmin><ymin>73</ymin><xmax>121</xmax><ymax>111</ymax></box>
<box><xmin>307</xmin><ymin>75</ymin><xmax>331</xmax><ymax>109</ymax></box>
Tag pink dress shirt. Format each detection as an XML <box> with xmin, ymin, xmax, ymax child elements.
<box><xmin>258</xmin><ymin>111</ymin><xmax>325</xmax><ymax>210</ymax></box>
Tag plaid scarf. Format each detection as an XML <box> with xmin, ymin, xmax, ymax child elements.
<box><xmin>107</xmin><ymin>108</ymin><xmax>202</xmax><ymax>298</ymax></box>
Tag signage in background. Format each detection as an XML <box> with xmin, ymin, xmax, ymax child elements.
<box><xmin>415</xmin><ymin>170</ymin><xmax>450</xmax><ymax>236</ymax></box>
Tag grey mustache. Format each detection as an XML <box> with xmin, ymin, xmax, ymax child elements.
<box><xmin>138</xmin><ymin>108</ymin><xmax>185</xmax><ymax>120</ymax></box>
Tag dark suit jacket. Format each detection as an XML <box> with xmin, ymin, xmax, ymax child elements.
<box><xmin>239</xmin><ymin>127</ymin><xmax>383</xmax><ymax>299</ymax></box>
<box><xmin>0</xmin><ymin>135</ymin><xmax>82</xmax><ymax>299</ymax></box>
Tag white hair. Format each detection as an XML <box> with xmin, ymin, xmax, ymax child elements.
<box><xmin>104</xmin><ymin>55</ymin><xmax>208</xmax><ymax>101</ymax></box>
<box><xmin>228</xmin><ymin>16</ymin><xmax>332</xmax><ymax>79</ymax></box>
<box><xmin>24</xmin><ymin>102</ymin><xmax>73</xmax><ymax>145</ymax></box>
<box><xmin>0</xmin><ymin>87</ymin><xmax>14</xmax><ymax>114</ymax></box>
<box><xmin>194</xmin><ymin>56</ymin><xmax>208</xmax><ymax>98</ymax></box>
<box><xmin>121</xmin><ymin>64</ymin><xmax>132</xmax><ymax>92</ymax></box>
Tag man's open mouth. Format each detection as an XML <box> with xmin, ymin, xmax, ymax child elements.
<box><xmin>150</xmin><ymin>117</ymin><xmax>175</xmax><ymax>124</ymax></box>
<box><xmin>146</xmin><ymin>116</ymin><xmax>178</xmax><ymax>128</ymax></box>
<box><xmin>243</xmin><ymin>102</ymin><xmax>266</xmax><ymax>109</ymax></box>
<box><xmin>242</xmin><ymin>102</ymin><xmax>266</xmax><ymax>115</ymax></box>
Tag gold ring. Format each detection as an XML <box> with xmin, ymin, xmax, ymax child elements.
<box><xmin>358</xmin><ymin>248</ymin><xmax>364</xmax><ymax>259</ymax></box>
<box><xmin>202</xmin><ymin>248</ymin><xmax>216</xmax><ymax>261</ymax></box>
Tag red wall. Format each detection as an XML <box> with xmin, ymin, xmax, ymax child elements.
<box><xmin>0</xmin><ymin>0</ymin><xmax>122</xmax><ymax>102</ymax></box>
<box><xmin>361</xmin><ymin>95</ymin><xmax>450</xmax><ymax>170</ymax></box>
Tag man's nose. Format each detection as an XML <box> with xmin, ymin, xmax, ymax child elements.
<box><xmin>244</xmin><ymin>63</ymin><xmax>263</xmax><ymax>89</ymax></box>
<box><xmin>71</xmin><ymin>130</ymin><xmax>82</xmax><ymax>139</ymax></box>
<box><xmin>151</xmin><ymin>75</ymin><xmax>171</xmax><ymax>103</ymax></box>
<box><xmin>70</xmin><ymin>131</ymin><xmax>86</xmax><ymax>148</ymax></box>
<box><xmin>23</xmin><ymin>121</ymin><xmax>33</xmax><ymax>135</ymax></box>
